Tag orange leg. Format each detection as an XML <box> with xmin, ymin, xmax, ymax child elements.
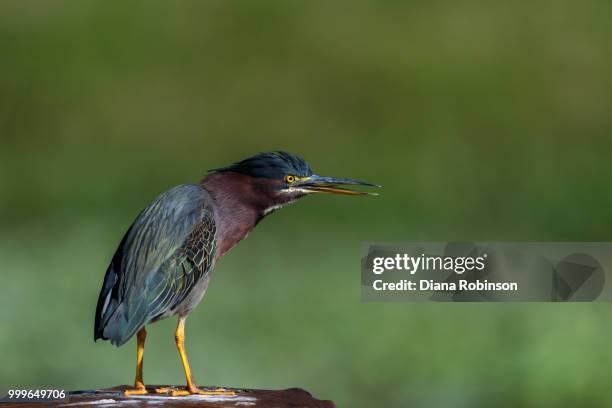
<box><xmin>124</xmin><ymin>328</ymin><xmax>148</xmax><ymax>395</ymax></box>
<box><xmin>159</xmin><ymin>316</ymin><xmax>235</xmax><ymax>397</ymax></box>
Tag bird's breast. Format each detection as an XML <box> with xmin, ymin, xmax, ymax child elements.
<box><xmin>212</xmin><ymin>206</ymin><xmax>261</xmax><ymax>262</ymax></box>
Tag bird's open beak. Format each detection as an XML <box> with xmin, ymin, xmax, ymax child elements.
<box><xmin>293</xmin><ymin>175</ymin><xmax>380</xmax><ymax>196</ymax></box>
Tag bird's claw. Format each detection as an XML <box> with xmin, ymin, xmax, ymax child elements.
<box><xmin>124</xmin><ymin>383</ymin><xmax>148</xmax><ymax>395</ymax></box>
<box><xmin>172</xmin><ymin>387</ymin><xmax>236</xmax><ymax>397</ymax></box>
<box><xmin>156</xmin><ymin>386</ymin><xmax>235</xmax><ymax>397</ymax></box>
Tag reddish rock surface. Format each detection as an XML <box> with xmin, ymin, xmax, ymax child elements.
<box><xmin>1</xmin><ymin>385</ymin><xmax>336</xmax><ymax>408</ymax></box>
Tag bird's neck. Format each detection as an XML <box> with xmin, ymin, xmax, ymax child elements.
<box><xmin>201</xmin><ymin>172</ymin><xmax>272</xmax><ymax>260</ymax></box>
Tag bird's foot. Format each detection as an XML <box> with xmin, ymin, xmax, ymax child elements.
<box><xmin>153</xmin><ymin>386</ymin><xmax>174</xmax><ymax>394</ymax></box>
<box><xmin>124</xmin><ymin>382</ymin><xmax>148</xmax><ymax>395</ymax></box>
<box><xmin>156</xmin><ymin>386</ymin><xmax>235</xmax><ymax>397</ymax></box>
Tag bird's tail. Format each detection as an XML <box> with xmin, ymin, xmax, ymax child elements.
<box><xmin>94</xmin><ymin>264</ymin><xmax>142</xmax><ymax>346</ymax></box>
<box><xmin>98</xmin><ymin>303</ymin><xmax>144</xmax><ymax>346</ymax></box>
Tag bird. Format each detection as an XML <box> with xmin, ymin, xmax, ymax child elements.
<box><xmin>94</xmin><ymin>151</ymin><xmax>378</xmax><ymax>396</ymax></box>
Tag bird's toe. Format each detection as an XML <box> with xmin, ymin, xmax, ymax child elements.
<box><xmin>169</xmin><ymin>386</ymin><xmax>236</xmax><ymax>397</ymax></box>
<box><xmin>153</xmin><ymin>386</ymin><xmax>175</xmax><ymax>394</ymax></box>
<box><xmin>124</xmin><ymin>384</ymin><xmax>148</xmax><ymax>396</ymax></box>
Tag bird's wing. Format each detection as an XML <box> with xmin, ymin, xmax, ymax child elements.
<box><xmin>94</xmin><ymin>184</ymin><xmax>216</xmax><ymax>346</ymax></box>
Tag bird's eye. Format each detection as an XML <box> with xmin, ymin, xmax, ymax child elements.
<box><xmin>285</xmin><ymin>175</ymin><xmax>296</xmax><ymax>183</ymax></box>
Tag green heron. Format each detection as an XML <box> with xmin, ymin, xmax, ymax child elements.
<box><xmin>94</xmin><ymin>151</ymin><xmax>378</xmax><ymax>396</ymax></box>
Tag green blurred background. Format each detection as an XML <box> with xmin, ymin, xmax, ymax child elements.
<box><xmin>2</xmin><ymin>1</ymin><xmax>612</xmax><ymax>407</ymax></box>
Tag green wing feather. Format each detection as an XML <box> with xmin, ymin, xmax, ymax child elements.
<box><xmin>94</xmin><ymin>184</ymin><xmax>216</xmax><ymax>346</ymax></box>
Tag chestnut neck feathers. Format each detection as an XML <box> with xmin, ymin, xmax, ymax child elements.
<box><xmin>200</xmin><ymin>172</ymin><xmax>298</xmax><ymax>260</ymax></box>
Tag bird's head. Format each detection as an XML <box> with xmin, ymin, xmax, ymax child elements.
<box><xmin>206</xmin><ymin>151</ymin><xmax>379</xmax><ymax>214</ymax></box>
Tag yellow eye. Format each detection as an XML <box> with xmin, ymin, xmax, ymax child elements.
<box><xmin>285</xmin><ymin>175</ymin><xmax>296</xmax><ymax>183</ymax></box>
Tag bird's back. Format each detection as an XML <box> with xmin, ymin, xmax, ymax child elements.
<box><xmin>94</xmin><ymin>184</ymin><xmax>216</xmax><ymax>346</ymax></box>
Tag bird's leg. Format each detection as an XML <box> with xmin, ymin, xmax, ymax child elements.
<box><xmin>124</xmin><ymin>327</ymin><xmax>148</xmax><ymax>395</ymax></box>
<box><xmin>166</xmin><ymin>316</ymin><xmax>235</xmax><ymax>397</ymax></box>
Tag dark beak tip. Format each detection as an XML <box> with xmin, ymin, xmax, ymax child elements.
<box><xmin>355</xmin><ymin>179</ymin><xmax>381</xmax><ymax>188</ymax></box>
<box><xmin>360</xmin><ymin>182</ymin><xmax>381</xmax><ymax>189</ymax></box>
